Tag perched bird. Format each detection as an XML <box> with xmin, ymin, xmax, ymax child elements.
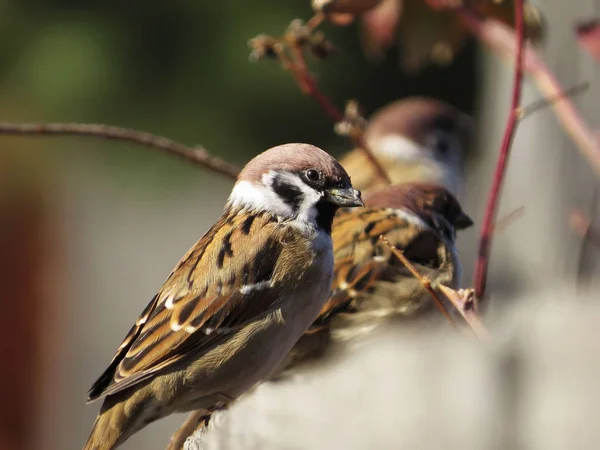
<box><xmin>277</xmin><ymin>182</ymin><xmax>473</xmax><ymax>371</ymax></box>
<box><xmin>169</xmin><ymin>183</ymin><xmax>473</xmax><ymax>449</ymax></box>
<box><xmin>83</xmin><ymin>143</ymin><xmax>363</xmax><ymax>450</ymax></box>
<box><xmin>340</xmin><ymin>97</ymin><xmax>471</xmax><ymax>195</ymax></box>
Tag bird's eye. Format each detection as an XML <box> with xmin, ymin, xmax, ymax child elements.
<box><xmin>304</xmin><ymin>169</ymin><xmax>321</xmax><ymax>183</ymax></box>
<box><xmin>436</xmin><ymin>137</ymin><xmax>450</xmax><ymax>155</ymax></box>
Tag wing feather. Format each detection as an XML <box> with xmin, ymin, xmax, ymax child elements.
<box><xmin>87</xmin><ymin>209</ymin><xmax>299</xmax><ymax>402</ymax></box>
<box><xmin>310</xmin><ymin>207</ymin><xmax>442</xmax><ymax>329</ymax></box>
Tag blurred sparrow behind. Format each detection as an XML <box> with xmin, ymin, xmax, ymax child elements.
<box><xmin>278</xmin><ymin>182</ymin><xmax>473</xmax><ymax>373</ymax></box>
<box><xmin>340</xmin><ymin>97</ymin><xmax>471</xmax><ymax>195</ymax></box>
<box><xmin>82</xmin><ymin>143</ymin><xmax>363</xmax><ymax>450</ymax></box>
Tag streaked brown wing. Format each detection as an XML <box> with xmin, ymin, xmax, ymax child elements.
<box><xmin>88</xmin><ymin>209</ymin><xmax>291</xmax><ymax>401</ymax></box>
<box><xmin>310</xmin><ymin>207</ymin><xmax>438</xmax><ymax>329</ymax></box>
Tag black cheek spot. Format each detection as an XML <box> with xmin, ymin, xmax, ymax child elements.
<box><xmin>271</xmin><ymin>176</ymin><xmax>303</xmax><ymax>212</ymax></box>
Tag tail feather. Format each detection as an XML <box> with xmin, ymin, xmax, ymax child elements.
<box><xmin>83</xmin><ymin>400</ymin><xmax>127</xmax><ymax>450</ymax></box>
<box><xmin>83</xmin><ymin>390</ymin><xmax>155</xmax><ymax>450</ymax></box>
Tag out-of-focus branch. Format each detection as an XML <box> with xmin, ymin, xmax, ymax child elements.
<box><xmin>249</xmin><ymin>18</ymin><xmax>392</xmax><ymax>184</ymax></box>
<box><xmin>438</xmin><ymin>286</ymin><xmax>491</xmax><ymax>341</ymax></box>
<box><xmin>0</xmin><ymin>123</ymin><xmax>240</xmax><ymax>179</ymax></box>
<box><xmin>457</xmin><ymin>8</ymin><xmax>600</xmax><ymax>177</ymax></box>
<box><xmin>471</xmin><ymin>1</ymin><xmax>525</xmax><ymax>302</ymax></box>
<box><xmin>493</xmin><ymin>205</ymin><xmax>525</xmax><ymax>235</ymax></box>
<box><xmin>379</xmin><ymin>236</ymin><xmax>458</xmax><ymax>329</ymax></box>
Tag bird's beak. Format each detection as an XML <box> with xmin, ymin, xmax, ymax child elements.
<box><xmin>325</xmin><ymin>187</ymin><xmax>364</xmax><ymax>207</ymax></box>
<box><xmin>455</xmin><ymin>212</ymin><xmax>474</xmax><ymax>230</ymax></box>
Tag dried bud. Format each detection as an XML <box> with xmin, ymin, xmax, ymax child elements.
<box><xmin>335</xmin><ymin>100</ymin><xmax>367</xmax><ymax>137</ymax></box>
<box><xmin>286</xmin><ymin>19</ymin><xmax>311</xmax><ymax>47</ymax></box>
<box><xmin>248</xmin><ymin>35</ymin><xmax>281</xmax><ymax>62</ymax></box>
<box><xmin>308</xmin><ymin>31</ymin><xmax>336</xmax><ymax>59</ymax></box>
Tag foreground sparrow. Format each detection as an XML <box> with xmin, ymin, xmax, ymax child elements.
<box><xmin>83</xmin><ymin>143</ymin><xmax>363</xmax><ymax>450</ymax></box>
<box><xmin>340</xmin><ymin>97</ymin><xmax>471</xmax><ymax>195</ymax></box>
<box><xmin>170</xmin><ymin>182</ymin><xmax>473</xmax><ymax>448</ymax></box>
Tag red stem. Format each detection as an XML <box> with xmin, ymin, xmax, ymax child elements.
<box><xmin>286</xmin><ymin>43</ymin><xmax>392</xmax><ymax>184</ymax></box>
<box><xmin>473</xmin><ymin>1</ymin><xmax>525</xmax><ymax>300</ymax></box>
<box><xmin>296</xmin><ymin>71</ymin><xmax>344</xmax><ymax>122</ymax></box>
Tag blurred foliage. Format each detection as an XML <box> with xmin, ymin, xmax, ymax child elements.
<box><xmin>0</xmin><ymin>0</ymin><xmax>475</xmax><ymax>188</ymax></box>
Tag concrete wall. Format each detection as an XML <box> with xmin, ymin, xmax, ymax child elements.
<box><xmin>190</xmin><ymin>288</ymin><xmax>600</xmax><ymax>450</ymax></box>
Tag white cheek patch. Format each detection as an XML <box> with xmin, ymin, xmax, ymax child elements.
<box><xmin>228</xmin><ymin>178</ymin><xmax>294</xmax><ymax>218</ymax></box>
<box><xmin>387</xmin><ymin>208</ymin><xmax>429</xmax><ymax>229</ymax></box>
<box><xmin>375</xmin><ymin>135</ymin><xmax>431</xmax><ymax>161</ymax></box>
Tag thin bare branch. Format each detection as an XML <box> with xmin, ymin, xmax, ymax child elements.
<box><xmin>518</xmin><ymin>82</ymin><xmax>590</xmax><ymax>119</ymax></box>
<box><xmin>493</xmin><ymin>205</ymin><xmax>525</xmax><ymax>235</ymax></box>
<box><xmin>251</xmin><ymin>18</ymin><xmax>392</xmax><ymax>184</ymax></box>
<box><xmin>379</xmin><ymin>235</ymin><xmax>458</xmax><ymax>329</ymax></box>
<box><xmin>471</xmin><ymin>0</ymin><xmax>525</xmax><ymax>302</ymax></box>
<box><xmin>438</xmin><ymin>286</ymin><xmax>491</xmax><ymax>341</ymax></box>
<box><xmin>0</xmin><ymin>122</ymin><xmax>240</xmax><ymax>179</ymax></box>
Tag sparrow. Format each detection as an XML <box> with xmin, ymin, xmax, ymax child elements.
<box><xmin>339</xmin><ymin>97</ymin><xmax>471</xmax><ymax>195</ymax></box>
<box><xmin>169</xmin><ymin>182</ymin><xmax>473</xmax><ymax>449</ymax></box>
<box><xmin>277</xmin><ymin>182</ymin><xmax>473</xmax><ymax>371</ymax></box>
<box><xmin>82</xmin><ymin>143</ymin><xmax>363</xmax><ymax>450</ymax></box>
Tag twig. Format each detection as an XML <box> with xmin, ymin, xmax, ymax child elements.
<box><xmin>493</xmin><ymin>205</ymin><xmax>525</xmax><ymax>235</ymax></box>
<box><xmin>279</xmin><ymin>20</ymin><xmax>392</xmax><ymax>184</ymax></box>
<box><xmin>457</xmin><ymin>8</ymin><xmax>600</xmax><ymax>177</ymax></box>
<box><xmin>305</xmin><ymin>11</ymin><xmax>325</xmax><ymax>31</ymax></box>
<box><xmin>438</xmin><ymin>286</ymin><xmax>491</xmax><ymax>341</ymax></box>
<box><xmin>471</xmin><ymin>0</ymin><xmax>525</xmax><ymax>302</ymax></box>
<box><xmin>379</xmin><ymin>236</ymin><xmax>458</xmax><ymax>329</ymax></box>
<box><xmin>0</xmin><ymin>123</ymin><xmax>240</xmax><ymax>179</ymax></box>
<box><xmin>518</xmin><ymin>82</ymin><xmax>590</xmax><ymax>119</ymax></box>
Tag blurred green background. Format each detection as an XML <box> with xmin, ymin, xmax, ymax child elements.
<box><xmin>0</xmin><ymin>1</ymin><xmax>475</xmax><ymax>183</ymax></box>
